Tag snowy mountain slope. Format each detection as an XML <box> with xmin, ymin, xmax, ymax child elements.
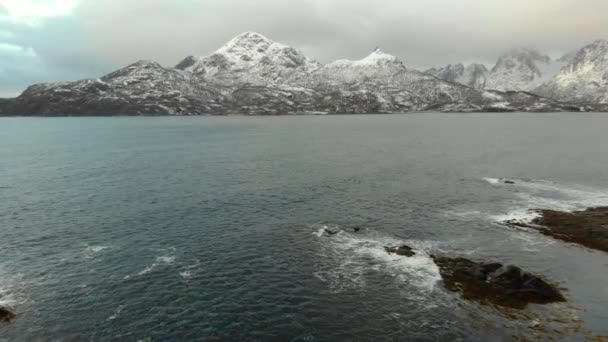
<box><xmin>1</xmin><ymin>33</ymin><xmax>603</xmax><ymax>116</ymax></box>
<box><xmin>425</xmin><ymin>63</ymin><xmax>488</xmax><ymax>89</ymax></box>
<box><xmin>535</xmin><ymin>39</ymin><xmax>608</xmax><ymax>104</ymax></box>
<box><xmin>484</xmin><ymin>48</ymin><xmax>567</xmax><ymax>91</ymax></box>
<box><xmin>175</xmin><ymin>32</ymin><xmax>320</xmax><ymax>85</ymax></box>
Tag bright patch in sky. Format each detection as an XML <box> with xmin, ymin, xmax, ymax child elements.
<box><xmin>0</xmin><ymin>0</ymin><xmax>77</xmax><ymax>23</ymax></box>
<box><xmin>0</xmin><ymin>42</ymin><xmax>37</xmax><ymax>57</ymax></box>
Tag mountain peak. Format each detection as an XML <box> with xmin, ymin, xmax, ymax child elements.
<box><xmin>175</xmin><ymin>31</ymin><xmax>319</xmax><ymax>83</ymax></box>
<box><xmin>498</xmin><ymin>48</ymin><xmax>551</xmax><ymax>64</ymax></box>
<box><xmin>221</xmin><ymin>31</ymin><xmax>275</xmax><ymax>51</ymax></box>
<box><xmin>359</xmin><ymin>48</ymin><xmax>399</xmax><ymax>65</ymax></box>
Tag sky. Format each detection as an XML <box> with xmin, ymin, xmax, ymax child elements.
<box><xmin>1</xmin><ymin>0</ymin><xmax>607</xmax><ymax>97</ymax></box>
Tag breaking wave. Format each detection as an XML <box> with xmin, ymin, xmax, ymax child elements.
<box><xmin>312</xmin><ymin>224</ymin><xmax>441</xmax><ymax>299</ymax></box>
<box><xmin>448</xmin><ymin>178</ymin><xmax>608</xmax><ymax>226</ymax></box>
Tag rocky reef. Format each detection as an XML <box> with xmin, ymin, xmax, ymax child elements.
<box><xmin>505</xmin><ymin>207</ymin><xmax>608</xmax><ymax>253</ymax></box>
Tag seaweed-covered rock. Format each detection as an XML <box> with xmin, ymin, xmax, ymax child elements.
<box><xmin>431</xmin><ymin>256</ymin><xmax>566</xmax><ymax>309</ymax></box>
<box><xmin>531</xmin><ymin>207</ymin><xmax>608</xmax><ymax>253</ymax></box>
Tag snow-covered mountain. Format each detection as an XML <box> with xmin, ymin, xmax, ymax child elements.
<box><xmin>175</xmin><ymin>32</ymin><xmax>320</xmax><ymax>85</ymax></box>
<box><xmin>484</xmin><ymin>48</ymin><xmax>566</xmax><ymax>91</ymax></box>
<box><xmin>425</xmin><ymin>63</ymin><xmax>488</xmax><ymax>89</ymax></box>
<box><xmin>1</xmin><ymin>32</ymin><xmax>603</xmax><ymax>116</ymax></box>
<box><xmin>535</xmin><ymin>39</ymin><xmax>608</xmax><ymax>104</ymax></box>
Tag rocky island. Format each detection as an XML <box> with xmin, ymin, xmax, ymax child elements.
<box><xmin>505</xmin><ymin>207</ymin><xmax>608</xmax><ymax>253</ymax></box>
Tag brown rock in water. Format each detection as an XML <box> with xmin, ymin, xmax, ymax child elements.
<box><xmin>384</xmin><ymin>245</ymin><xmax>416</xmax><ymax>257</ymax></box>
<box><xmin>0</xmin><ymin>307</ymin><xmax>16</xmax><ymax>322</ymax></box>
<box><xmin>530</xmin><ymin>207</ymin><xmax>608</xmax><ymax>253</ymax></box>
<box><xmin>431</xmin><ymin>256</ymin><xmax>566</xmax><ymax>309</ymax></box>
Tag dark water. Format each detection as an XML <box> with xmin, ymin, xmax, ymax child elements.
<box><xmin>1</xmin><ymin>114</ymin><xmax>607</xmax><ymax>341</ymax></box>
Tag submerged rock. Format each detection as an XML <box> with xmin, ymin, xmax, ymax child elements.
<box><xmin>353</xmin><ymin>227</ymin><xmax>361</xmax><ymax>232</ymax></box>
<box><xmin>323</xmin><ymin>225</ymin><xmax>341</xmax><ymax>235</ymax></box>
<box><xmin>431</xmin><ymin>256</ymin><xmax>566</xmax><ymax>309</ymax></box>
<box><xmin>0</xmin><ymin>307</ymin><xmax>15</xmax><ymax>322</ymax></box>
<box><xmin>384</xmin><ymin>245</ymin><xmax>416</xmax><ymax>257</ymax></box>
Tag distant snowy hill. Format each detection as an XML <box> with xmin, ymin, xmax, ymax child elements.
<box><xmin>1</xmin><ymin>32</ymin><xmax>604</xmax><ymax>116</ymax></box>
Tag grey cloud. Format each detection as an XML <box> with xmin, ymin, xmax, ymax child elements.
<box><xmin>76</xmin><ymin>0</ymin><xmax>608</xmax><ymax>70</ymax></box>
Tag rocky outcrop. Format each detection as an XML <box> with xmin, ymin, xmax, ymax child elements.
<box><xmin>506</xmin><ymin>207</ymin><xmax>608</xmax><ymax>253</ymax></box>
<box><xmin>384</xmin><ymin>245</ymin><xmax>416</xmax><ymax>257</ymax></box>
<box><xmin>431</xmin><ymin>256</ymin><xmax>566</xmax><ymax>309</ymax></box>
<box><xmin>0</xmin><ymin>307</ymin><xmax>15</xmax><ymax>322</ymax></box>
<box><xmin>323</xmin><ymin>225</ymin><xmax>341</xmax><ymax>235</ymax></box>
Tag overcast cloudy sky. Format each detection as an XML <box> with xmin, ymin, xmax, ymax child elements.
<box><xmin>1</xmin><ymin>0</ymin><xmax>607</xmax><ymax>96</ymax></box>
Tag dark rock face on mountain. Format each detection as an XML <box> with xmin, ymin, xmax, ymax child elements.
<box><xmin>0</xmin><ymin>32</ymin><xmax>602</xmax><ymax>116</ymax></box>
<box><xmin>431</xmin><ymin>256</ymin><xmax>566</xmax><ymax>309</ymax></box>
<box><xmin>425</xmin><ymin>63</ymin><xmax>488</xmax><ymax>89</ymax></box>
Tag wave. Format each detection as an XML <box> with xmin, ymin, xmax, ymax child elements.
<box><xmin>106</xmin><ymin>305</ymin><xmax>125</xmax><ymax>321</ymax></box>
<box><xmin>0</xmin><ymin>273</ymin><xmax>27</xmax><ymax>309</ymax></box>
<box><xmin>312</xmin><ymin>225</ymin><xmax>441</xmax><ymax>298</ymax></box>
<box><xmin>124</xmin><ymin>255</ymin><xmax>176</xmax><ymax>279</ymax></box>
<box><xmin>83</xmin><ymin>245</ymin><xmax>110</xmax><ymax>259</ymax></box>
<box><xmin>477</xmin><ymin>177</ymin><xmax>608</xmax><ymax>224</ymax></box>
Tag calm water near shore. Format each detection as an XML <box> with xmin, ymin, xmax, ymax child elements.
<box><xmin>1</xmin><ymin>114</ymin><xmax>608</xmax><ymax>340</ymax></box>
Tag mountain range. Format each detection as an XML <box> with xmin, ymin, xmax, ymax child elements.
<box><xmin>1</xmin><ymin>32</ymin><xmax>607</xmax><ymax>116</ymax></box>
<box><xmin>427</xmin><ymin>40</ymin><xmax>608</xmax><ymax>105</ymax></box>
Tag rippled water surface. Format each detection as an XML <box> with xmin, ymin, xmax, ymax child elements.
<box><xmin>1</xmin><ymin>114</ymin><xmax>608</xmax><ymax>341</ymax></box>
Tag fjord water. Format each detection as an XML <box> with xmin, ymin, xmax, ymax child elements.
<box><xmin>1</xmin><ymin>114</ymin><xmax>607</xmax><ymax>340</ymax></box>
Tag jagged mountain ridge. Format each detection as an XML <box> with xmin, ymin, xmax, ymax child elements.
<box><xmin>0</xmin><ymin>32</ymin><xmax>602</xmax><ymax>116</ymax></box>
<box><xmin>425</xmin><ymin>63</ymin><xmax>488</xmax><ymax>89</ymax></box>
<box><xmin>485</xmin><ymin>48</ymin><xmax>567</xmax><ymax>91</ymax></box>
<box><xmin>428</xmin><ymin>48</ymin><xmax>569</xmax><ymax>92</ymax></box>
<box><xmin>535</xmin><ymin>39</ymin><xmax>608</xmax><ymax>104</ymax></box>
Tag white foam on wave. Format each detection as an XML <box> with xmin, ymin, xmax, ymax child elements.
<box><xmin>483</xmin><ymin>177</ymin><xmax>608</xmax><ymax>223</ymax></box>
<box><xmin>490</xmin><ymin>208</ymin><xmax>541</xmax><ymax>224</ymax></box>
<box><xmin>312</xmin><ymin>227</ymin><xmax>326</xmax><ymax>238</ymax></box>
<box><xmin>107</xmin><ymin>305</ymin><xmax>125</xmax><ymax>321</ymax></box>
<box><xmin>82</xmin><ymin>245</ymin><xmax>110</xmax><ymax>259</ymax></box>
<box><xmin>313</xmin><ymin>226</ymin><xmax>441</xmax><ymax>297</ymax></box>
<box><xmin>483</xmin><ymin>177</ymin><xmax>501</xmax><ymax>185</ymax></box>
<box><xmin>136</xmin><ymin>264</ymin><xmax>157</xmax><ymax>276</ymax></box>
<box><xmin>179</xmin><ymin>259</ymin><xmax>201</xmax><ymax>280</ymax></box>
<box><xmin>156</xmin><ymin>256</ymin><xmax>175</xmax><ymax>264</ymax></box>
<box><xmin>85</xmin><ymin>245</ymin><xmax>108</xmax><ymax>253</ymax></box>
<box><xmin>0</xmin><ymin>273</ymin><xmax>27</xmax><ymax>308</ymax></box>
<box><xmin>125</xmin><ymin>255</ymin><xmax>176</xmax><ymax>279</ymax></box>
